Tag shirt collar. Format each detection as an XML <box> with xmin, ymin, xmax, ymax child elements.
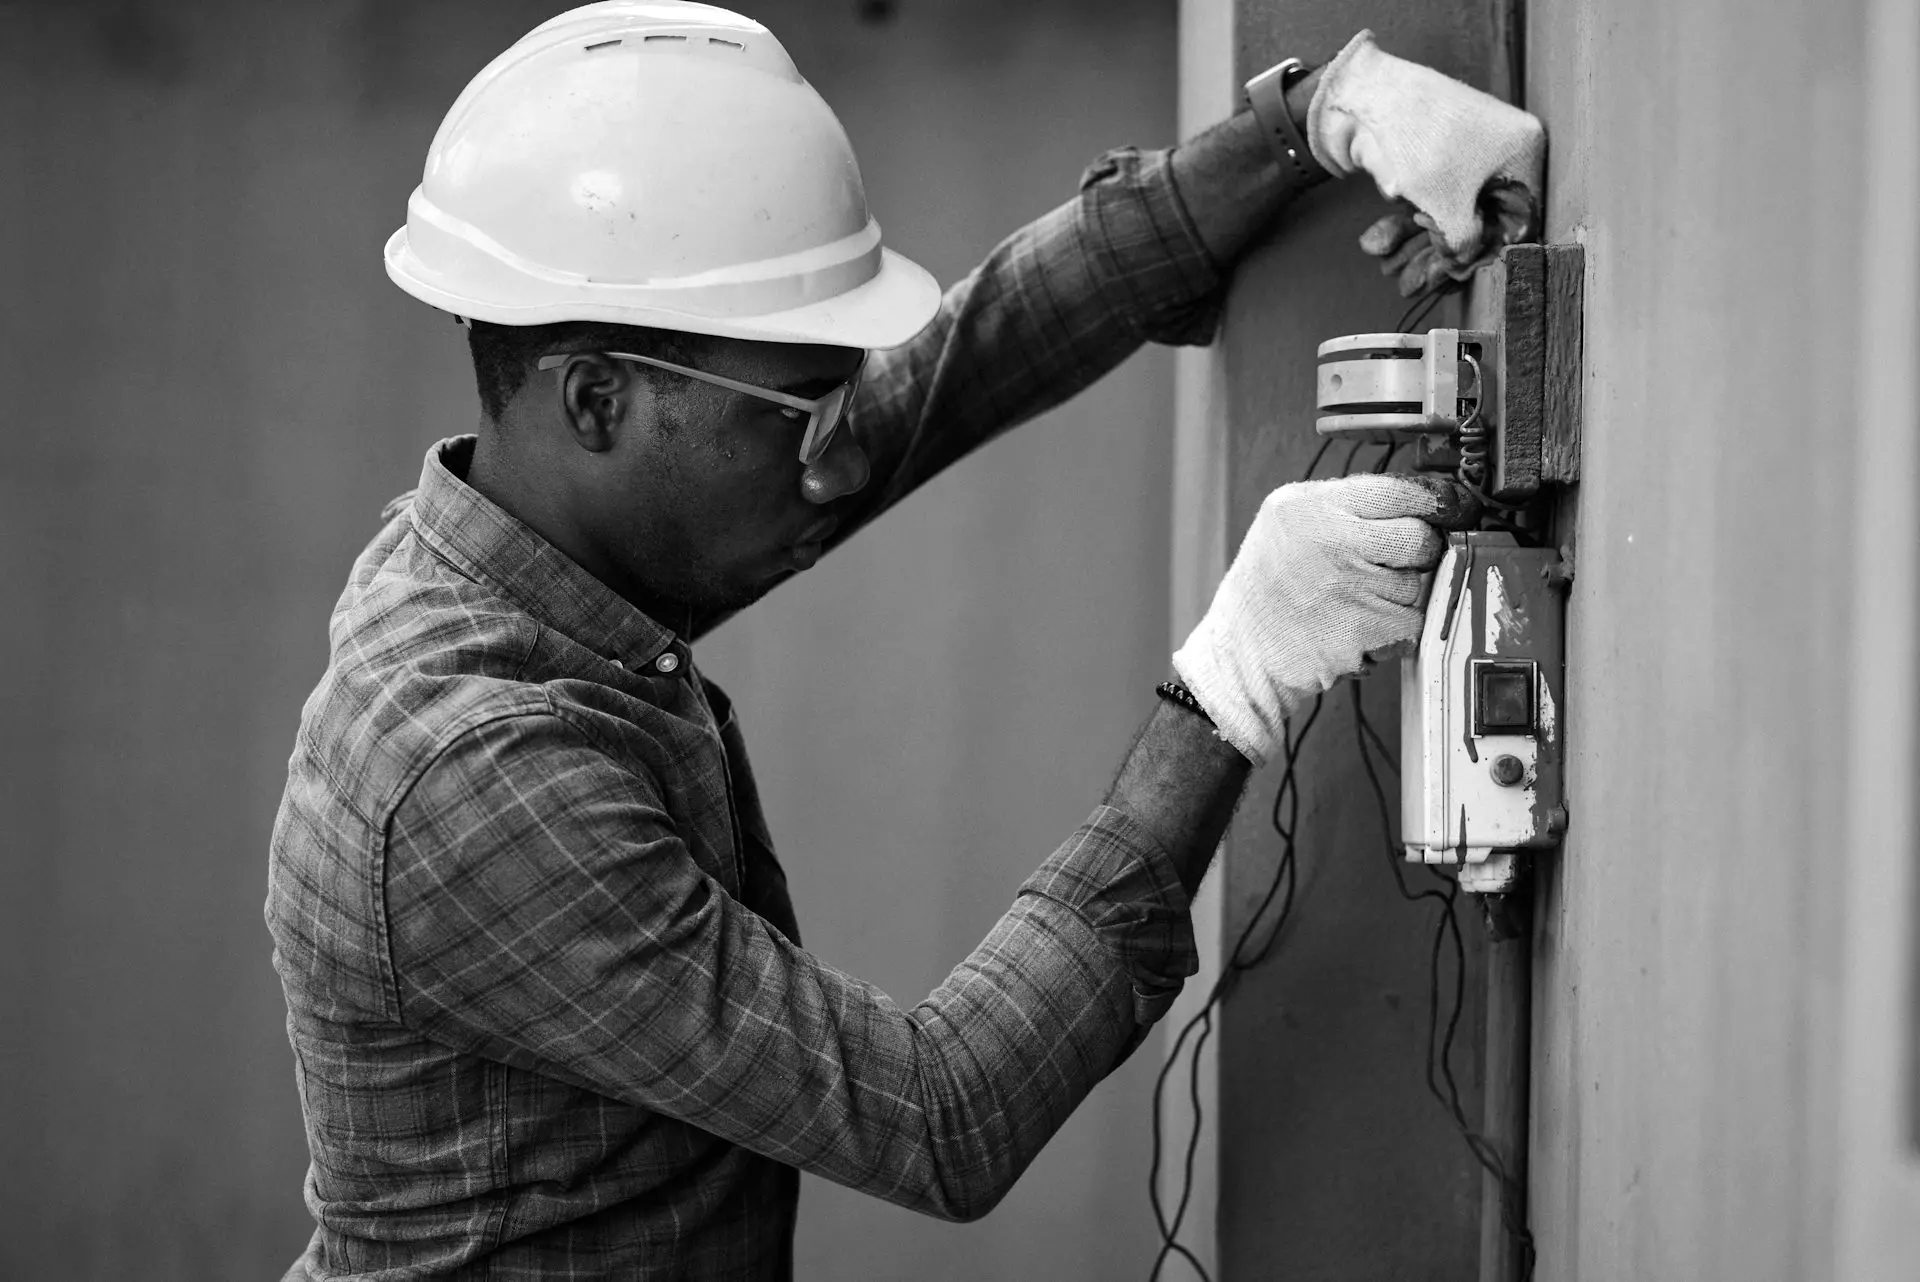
<box><xmin>406</xmin><ymin>435</ymin><xmax>686</xmax><ymax>671</ymax></box>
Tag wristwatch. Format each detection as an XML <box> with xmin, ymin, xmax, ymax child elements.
<box><xmin>1243</xmin><ymin>57</ymin><xmax>1324</xmax><ymax>187</ymax></box>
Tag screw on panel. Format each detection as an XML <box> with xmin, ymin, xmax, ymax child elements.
<box><xmin>1490</xmin><ymin>754</ymin><xmax>1526</xmax><ymax>787</ymax></box>
<box><xmin>1543</xmin><ymin>547</ymin><xmax>1574</xmax><ymax>592</ymax></box>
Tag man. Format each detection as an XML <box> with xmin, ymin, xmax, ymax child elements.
<box><xmin>266</xmin><ymin>4</ymin><xmax>1544</xmax><ymax>1278</ymax></box>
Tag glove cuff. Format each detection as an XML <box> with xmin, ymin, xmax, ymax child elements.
<box><xmin>1304</xmin><ymin>29</ymin><xmax>1379</xmax><ymax>178</ymax></box>
<box><xmin>1173</xmin><ymin>615</ymin><xmax>1315</xmax><ymax>770</ymax></box>
<box><xmin>1172</xmin><ymin>644</ymin><xmax>1267</xmax><ymax>769</ymax></box>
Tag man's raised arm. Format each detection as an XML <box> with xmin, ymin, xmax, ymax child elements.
<box><xmin>821</xmin><ymin>31</ymin><xmax>1541</xmax><ymax>564</ymax></box>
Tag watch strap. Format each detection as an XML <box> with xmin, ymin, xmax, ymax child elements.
<box><xmin>1244</xmin><ymin>58</ymin><xmax>1328</xmax><ymax>188</ymax></box>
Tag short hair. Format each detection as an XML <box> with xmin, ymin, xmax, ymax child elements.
<box><xmin>465</xmin><ymin>318</ymin><xmax>710</xmax><ymax>422</ymax></box>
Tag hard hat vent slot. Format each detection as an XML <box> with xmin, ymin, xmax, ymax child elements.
<box><xmin>708</xmin><ymin>38</ymin><xmax>743</xmax><ymax>50</ymax></box>
<box><xmin>584</xmin><ymin>39</ymin><xmax>623</xmax><ymax>51</ymax></box>
<box><xmin>642</xmin><ymin>34</ymin><xmax>687</xmax><ymax>42</ymax></box>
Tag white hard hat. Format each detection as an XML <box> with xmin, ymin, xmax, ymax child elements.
<box><xmin>383</xmin><ymin>1</ymin><xmax>941</xmax><ymax>349</ymax></box>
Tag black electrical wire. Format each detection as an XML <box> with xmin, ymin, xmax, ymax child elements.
<box><xmin>1146</xmin><ymin>312</ymin><xmax>1546</xmax><ymax>1280</ymax></box>
<box><xmin>1146</xmin><ymin>438</ymin><xmax>1353</xmax><ymax>1282</ymax></box>
<box><xmin>1301</xmin><ymin>435</ymin><xmax>1335</xmax><ymax>482</ymax></box>
<box><xmin>1146</xmin><ymin>691</ymin><xmax>1324</xmax><ymax>1281</ymax></box>
<box><xmin>1148</xmin><ymin>680</ymin><xmax>1541</xmax><ymax>1282</ymax></box>
<box><xmin>1357</xmin><ymin>701</ymin><xmax>1399</xmax><ymax>773</ymax></box>
<box><xmin>1350</xmin><ymin>682</ymin><xmax>1538</xmax><ymax>1279</ymax></box>
<box><xmin>1395</xmin><ymin>280</ymin><xmax>1456</xmax><ymax>335</ymax></box>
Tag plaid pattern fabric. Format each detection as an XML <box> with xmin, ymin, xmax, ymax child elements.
<box><xmin>267</xmin><ymin>147</ymin><xmax>1222</xmax><ymax>1280</ymax></box>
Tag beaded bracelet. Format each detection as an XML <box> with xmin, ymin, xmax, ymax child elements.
<box><xmin>1155</xmin><ymin>680</ymin><xmax>1216</xmax><ymax>727</ymax></box>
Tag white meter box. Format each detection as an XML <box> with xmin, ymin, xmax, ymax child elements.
<box><xmin>1401</xmin><ymin>532</ymin><xmax>1567</xmax><ymax>893</ymax></box>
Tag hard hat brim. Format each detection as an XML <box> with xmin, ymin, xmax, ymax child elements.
<box><xmin>386</xmin><ymin>229</ymin><xmax>944</xmax><ymax>351</ymax></box>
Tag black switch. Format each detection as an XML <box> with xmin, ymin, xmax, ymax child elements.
<box><xmin>1475</xmin><ymin>662</ymin><xmax>1535</xmax><ymax>735</ymax></box>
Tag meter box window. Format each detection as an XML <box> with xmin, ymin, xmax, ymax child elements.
<box><xmin>1473</xmin><ymin>661</ymin><xmax>1537</xmax><ymax>736</ymax></box>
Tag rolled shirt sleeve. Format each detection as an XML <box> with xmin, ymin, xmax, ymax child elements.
<box><xmin>384</xmin><ymin>705</ymin><xmax>1198</xmax><ymax>1222</ymax></box>
<box><xmin>824</xmin><ymin>147</ymin><xmax>1225</xmax><ymax>546</ymax></box>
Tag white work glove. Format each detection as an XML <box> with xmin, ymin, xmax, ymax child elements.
<box><xmin>1173</xmin><ymin>475</ymin><xmax>1472</xmax><ymax>767</ymax></box>
<box><xmin>1307</xmin><ymin>30</ymin><xmax>1546</xmax><ymax>296</ymax></box>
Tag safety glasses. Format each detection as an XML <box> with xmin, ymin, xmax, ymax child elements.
<box><xmin>536</xmin><ymin>349</ymin><xmax>867</xmax><ymax>466</ymax></box>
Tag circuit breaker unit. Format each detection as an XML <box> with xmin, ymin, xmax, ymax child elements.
<box><xmin>1315</xmin><ymin>328</ymin><xmax>1489</xmax><ymax>438</ymax></box>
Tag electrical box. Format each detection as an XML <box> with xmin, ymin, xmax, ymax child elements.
<box><xmin>1312</xmin><ymin>245</ymin><xmax>1583</xmax><ymax>894</ymax></box>
<box><xmin>1401</xmin><ymin>532</ymin><xmax>1567</xmax><ymax>893</ymax></box>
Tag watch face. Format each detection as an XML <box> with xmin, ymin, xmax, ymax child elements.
<box><xmin>1249</xmin><ymin>59</ymin><xmax>1300</xmax><ymax>92</ymax></box>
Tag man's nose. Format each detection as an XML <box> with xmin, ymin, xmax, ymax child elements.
<box><xmin>800</xmin><ymin>427</ymin><xmax>870</xmax><ymax>504</ymax></box>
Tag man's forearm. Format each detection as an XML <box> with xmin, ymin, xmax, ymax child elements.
<box><xmin>1106</xmin><ymin>698</ymin><xmax>1254</xmax><ymax>897</ymax></box>
<box><xmin>1169</xmin><ymin>65</ymin><xmax>1330</xmax><ymax>267</ymax></box>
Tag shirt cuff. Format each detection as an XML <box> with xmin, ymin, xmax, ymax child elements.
<box><xmin>1075</xmin><ymin>147</ymin><xmax>1227</xmax><ymax>349</ymax></box>
<box><xmin>1018</xmin><ymin>804</ymin><xmax>1200</xmax><ymax>1029</ymax></box>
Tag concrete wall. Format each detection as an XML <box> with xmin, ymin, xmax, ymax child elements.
<box><xmin>1835</xmin><ymin>4</ymin><xmax>1920</xmax><ymax>1274</ymax></box>
<box><xmin>0</xmin><ymin>2</ymin><xmax>1177</xmax><ymax>1277</ymax></box>
<box><xmin>1518</xmin><ymin>0</ymin><xmax>1869</xmax><ymax>1277</ymax></box>
<box><xmin>1188</xmin><ymin>2</ymin><xmax>1913</xmax><ymax>1278</ymax></box>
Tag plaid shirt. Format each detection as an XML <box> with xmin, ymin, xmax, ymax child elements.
<box><xmin>268</xmin><ymin>147</ymin><xmax>1225</xmax><ymax>1281</ymax></box>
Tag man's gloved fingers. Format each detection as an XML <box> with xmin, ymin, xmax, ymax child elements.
<box><xmin>1393</xmin><ymin>474</ymin><xmax>1484</xmax><ymax>529</ymax></box>
<box><xmin>1376</xmin><ymin>566</ymin><xmax>1432</xmax><ymax>608</ymax></box>
<box><xmin>1359</xmin><ymin>208</ymin><xmax>1424</xmax><ymax>258</ymax></box>
<box><xmin>1378</xmin><ymin>229</ymin><xmax>1430</xmax><ymax>276</ymax></box>
<box><xmin>1419</xmin><ymin>180</ymin><xmax>1538</xmax><ymax>278</ymax></box>
<box><xmin>1366</xmin><ymin>604</ymin><xmax>1430</xmax><ymax>655</ymax></box>
<box><xmin>1368</xmin><ymin>636</ymin><xmax>1420</xmax><ymax>664</ymax></box>
<box><xmin>1371</xmin><ymin>204</ymin><xmax>1506</xmax><ymax>292</ymax></box>
<box><xmin>1360</xmin><ymin>515</ymin><xmax>1445</xmax><ymax>570</ymax></box>
<box><xmin>1324</xmin><ymin>472</ymin><xmax>1444</xmax><ymax>521</ymax></box>
<box><xmin>1414</xmin><ymin>206</ymin><xmax>1491</xmax><ymax>259</ymax></box>
<box><xmin>1484</xmin><ymin>177</ymin><xmax>1541</xmax><ymax>246</ymax></box>
<box><xmin>1395</xmin><ymin>242</ymin><xmax>1454</xmax><ymax>298</ymax></box>
<box><xmin>1434</xmin><ymin>205</ymin><xmax>1491</xmax><ymax>259</ymax></box>
<box><xmin>1323</xmin><ymin>472</ymin><xmax>1482</xmax><ymax>531</ymax></box>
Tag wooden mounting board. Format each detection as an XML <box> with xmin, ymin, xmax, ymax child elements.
<box><xmin>1464</xmin><ymin>244</ymin><xmax>1586</xmax><ymax>500</ymax></box>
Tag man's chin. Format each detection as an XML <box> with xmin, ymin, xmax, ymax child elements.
<box><xmin>753</xmin><ymin>542</ymin><xmax>822</xmax><ymax>589</ymax></box>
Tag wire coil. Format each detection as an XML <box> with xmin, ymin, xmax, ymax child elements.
<box><xmin>1455</xmin><ymin>350</ymin><xmax>1489</xmax><ymax>489</ymax></box>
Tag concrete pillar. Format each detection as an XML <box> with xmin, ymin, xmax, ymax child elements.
<box><xmin>1170</xmin><ymin>3</ymin><xmax>1506</xmax><ymax>1276</ymax></box>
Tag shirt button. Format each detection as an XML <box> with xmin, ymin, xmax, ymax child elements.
<box><xmin>655</xmin><ymin>652</ymin><xmax>680</xmax><ymax>674</ymax></box>
<box><xmin>609</xmin><ymin>657</ymin><xmax>624</xmax><ymax>669</ymax></box>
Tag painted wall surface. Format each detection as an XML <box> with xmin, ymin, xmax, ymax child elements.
<box><xmin>1207</xmin><ymin>4</ymin><xmax>1506</xmax><ymax>1279</ymax></box>
<box><xmin>1522</xmin><ymin>0</ymin><xmax>1865</xmax><ymax>1277</ymax></box>
<box><xmin>0</xmin><ymin>2</ymin><xmax>1176</xmax><ymax>1278</ymax></box>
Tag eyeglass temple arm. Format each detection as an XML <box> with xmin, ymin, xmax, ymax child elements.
<box><xmin>536</xmin><ymin>351</ymin><xmax>819</xmax><ymax>412</ymax></box>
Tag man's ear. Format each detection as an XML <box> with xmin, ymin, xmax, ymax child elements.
<box><xmin>555</xmin><ymin>354</ymin><xmax>643</xmax><ymax>454</ymax></box>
